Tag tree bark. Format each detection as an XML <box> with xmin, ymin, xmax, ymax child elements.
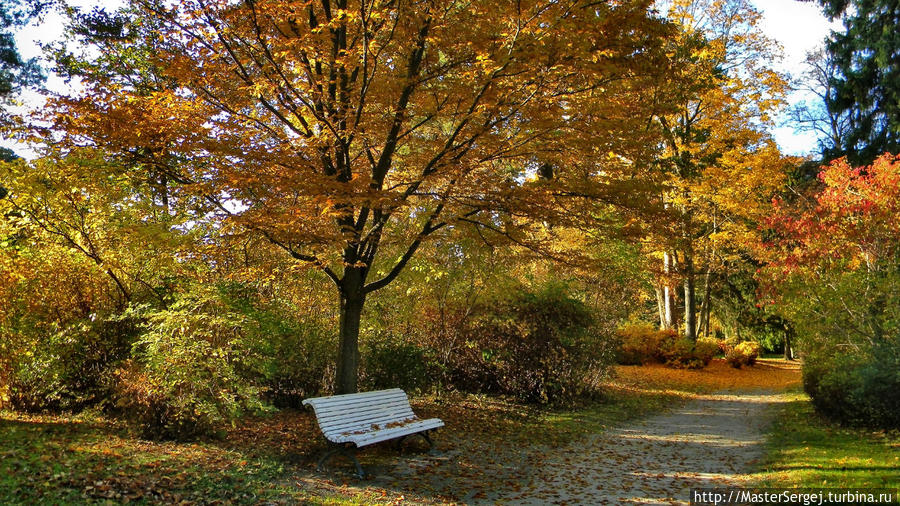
<box><xmin>683</xmin><ymin>253</ymin><xmax>696</xmax><ymax>341</ymax></box>
<box><xmin>663</xmin><ymin>252</ymin><xmax>676</xmax><ymax>329</ymax></box>
<box><xmin>700</xmin><ymin>269</ymin><xmax>711</xmax><ymax>338</ymax></box>
<box><xmin>783</xmin><ymin>325</ymin><xmax>794</xmax><ymax>361</ymax></box>
<box><xmin>655</xmin><ymin>283</ymin><xmax>667</xmax><ymax>330</ymax></box>
<box><xmin>335</xmin><ymin>267</ymin><xmax>367</xmax><ymax>394</ymax></box>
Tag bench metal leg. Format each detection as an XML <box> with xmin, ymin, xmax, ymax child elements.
<box><xmin>317</xmin><ymin>444</ymin><xmax>366</xmax><ymax>479</ymax></box>
<box><xmin>395</xmin><ymin>430</ymin><xmax>436</xmax><ymax>454</ymax></box>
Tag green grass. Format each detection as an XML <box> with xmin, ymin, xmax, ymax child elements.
<box><xmin>0</xmin><ymin>410</ymin><xmax>347</xmax><ymax>505</ymax></box>
<box><xmin>757</xmin><ymin>389</ymin><xmax>900</xmax><ymax>489</ymax></box>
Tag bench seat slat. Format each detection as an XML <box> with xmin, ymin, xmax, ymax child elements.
<box><xmin>319</xmin><ymin>407</ymin><xmax>416</xmax><ymax>431</ymax></box>
<box><xmin>333</xmin><ymin>418</ymin><xmax>445</xmax><ymax>446</ymax></box>
<box><xmin>311</xmin><ymin>400</ymin><xmax>415</xmax><ymax>422</ymax></box>
<box><xmin>305</xmin><ymin>394</ymin><xmax>407</xmax><ymax>411</ymax></box>
<box><xmin>303</xmin><ymin>389</ymin><xmax>406</xmax><ymax>408</ymax></box>
<box><xmin>322</xmin><ymin>415</ymin><xmax>418</xmax><ymax>437</ymax></box>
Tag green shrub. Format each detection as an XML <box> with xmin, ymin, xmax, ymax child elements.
<box><xmin>694</xmin><ymin>338</ymin><xmax>720</xmax><ymax>364</ymax></box>
<box><xmin>448</xmin><ymin>284</ymin><xmax>614</xmax><ymax>405</ymax></box>
<box><xmin>803</xmin><ymin>342</ymin><xmax>900</xmax><ymax>429</ymax></box>
<box><xmin>176</xmin><ymin>282</ymin><xmax>336</xmax><ymax>409</ymax></box>
<box><xmin>362</xmin><ymin>335</ymin><xmax>437</xmax><ymax>393</ymax></box>
<box><xmin>725</xmin><ymin>348</ymin><xmax>747</xmax><ymax>368</ymax></box>
<box><xmin>741</xmin><ymin>341</ymin><xmax>760</xmax><ymax>365</ymax></box>
<box><xmin>662</xmin><ymin>338</ymin><xmax>701</xmax><ymax>369</ymax></box>
<box><xmin>6</xmin><ymin>315</ymin><xmax>139</xmax><ymax>412</ymax></box>
<box><xmin>248</xmin><ymin>318</ymin><xmax>335</xmax><ymax>409</ymax></box>
<box><xmin>257</xmin><ymin>324</ymin><xmax>335</xmax><ymax>408</ymax></box>
<box><xmin>113</xmin><ymin>290</ymin><xmax>266</xmax><ymax>440</ymax></box>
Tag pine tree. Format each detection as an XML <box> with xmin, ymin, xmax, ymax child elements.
<box><xmin>819</xmin><ymin>0</ymin><xmax>900</xmax><ymax>164</ymax></box>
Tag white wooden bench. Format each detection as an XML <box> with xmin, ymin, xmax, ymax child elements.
<box><xmin>302</xmin><ymin>388</ymin><xmax>444</xmax><ymax>477</ymax></box>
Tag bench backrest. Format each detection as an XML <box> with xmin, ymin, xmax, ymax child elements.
<box><xmin>302</xmin><ymin>388</ymin><xmax>418</xmax><ymax>439</ymax></box>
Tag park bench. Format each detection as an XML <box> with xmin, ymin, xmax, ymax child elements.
<box><xmin>302</xmin><ymin>388</ymin><xmax>444</xmax><ymax>477</ymax></box>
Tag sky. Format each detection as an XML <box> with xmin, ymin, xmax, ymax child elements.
<box><xmin>5</xmin><ymin>0</ymin><xmax>842</xmax><ymax>158</ymax></box>
<box><xmin>751</xmin><ymin>0</ymin><xmax>843</xmax><ymax>156</ymax></box>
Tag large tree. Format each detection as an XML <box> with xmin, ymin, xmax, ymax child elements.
<box><xmin>818</xmin><ymin>0</ymin><xmax>900</xmax><ymax>164</ymax></box>
<box><xmin>44</xmin><ymin>0</ymin><xmax>687</xmax><ymax>393</ymax></box>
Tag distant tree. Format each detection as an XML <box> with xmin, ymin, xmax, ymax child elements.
<box><xmin>649</xmin><ymin>0</ymin><xmax>791</xmax><ymax>340</ymax></box>
<box><xmin>788</xmin><ymin>46</ymin><xmax>852</xmax><ymax>158</ymax></box>
<box><xmin>818</xmin><ymin>0</ymin><xmax>900</xmax><ymax>164</ymax></box>
<box><xmin>1</xmin><ymin>0</ymin><xmax>44</xmax><ymax>176</ymax></box>
<box><xmin>1</xmin><ymin>0</ymin><xmax>43</xmax><ymax>114</ymax></box>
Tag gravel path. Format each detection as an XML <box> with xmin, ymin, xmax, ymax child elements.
<box><xmin>494</xmin><ymin>391</ymin><xmax>785</xmax><ymax>505</ymax></box>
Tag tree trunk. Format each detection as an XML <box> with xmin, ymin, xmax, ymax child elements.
<box><xmin>335</xmin><ymin>268</ymin><xmax>367</xmax><ymax>394</ymax></box>
<box><xmin>655</xmin><ymin>283</ymin><xmax>667</xmax><ymax>330</ymax></box>
<box><xmin>663</xmin><ymin>252</ymin><xmax>675</xmax><ymax>329</ymax></box>
<box><xmin>783</xmin><ymin>325</ymin><xmax>794</xmax><ymax>361</ymax></box>
<box><xmin>683</xmin><ymin>253</ymin><xmax>696</xmax><ymax>341</ymax></box>
<box><xmin>700</xmin><ymin>269</ymin><xmax>711</xmax><ymax>338</ymax></box>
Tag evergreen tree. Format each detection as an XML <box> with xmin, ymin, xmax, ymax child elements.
<box><xmin>819</xmin><ymin>0</ymin><xmax>900</xmax><ymax>164</ymax></box>
<box><xmin>1</xmin><ymin>0</ymin><xmax>43</xmax><ymax>161</ymax></box>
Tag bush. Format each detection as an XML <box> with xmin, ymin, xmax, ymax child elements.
<box><xmin>662</xmin><ymin>338</ymin><xmax>701</xmax><ymax>369</ymax></box>
<box><xmin>739</xmin><ymin>341</ymin><xmax>760</xmax><ymax>365</ymax></box>
<box><xmin>6</xmin><ymin>315</ymin><xmax>139</xmax><ymax>412</ymax></box>
<box><xmin>448</xmin><ymin>284</ymin><xmax>615</xmax><ymax>405</ymax></box>
<box><xmin>726</xmin><ymin>341</ymin><xmax>760</xmax><ymax>368</ymax></box>
<box><xmin>362</xmin><ymin>335</ymin><xmax>437</xmax><ymax>393</ymax></box>
<box><xmin>616</xmin><ymin>326</ymin><xmax>719</xmax><ymax>369</ymax></box>
<box><xmin>616</xmin><ymin>325</ymin><xmax>677</xmax><ymax>365</ymax></box>
<box><xmin>694</xmin><ymin>338</ymin><xmax>721</xmax><ymax>364</ymax></box>
<box><xmin>249</xmin><ymin>318</ymin><xmax>335</xmax><ymax>409</ymax></box>
<box><xmin>175</xmin><ymin>282</ymin><xmax>336</xmax><ymax>409</ymax></box>
<box><xmin>803</xmin><ymin>342</ymin><xmax>900</xmax><ymax>429</ymax></box>
<box><xmin>112</xmin><ymin>290</ymin><xmax>266</xmax><ymax>440</ymax></box>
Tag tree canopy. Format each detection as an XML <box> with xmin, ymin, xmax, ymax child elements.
<box><xmin>42</xmin><ymin>0</ymin><xmax>695</xmax><ymax>393</ymax></box>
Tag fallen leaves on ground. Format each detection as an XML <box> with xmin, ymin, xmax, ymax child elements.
<box><xmin>0</xmin><ymin>358</ymin><xmax>803</xmax><ymax>505</ymax></box>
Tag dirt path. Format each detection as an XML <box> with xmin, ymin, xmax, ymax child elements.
<box><xmin>493</xmin><ymin>390</ymin><xmax>787</xmax><ymax>505</ymax></box>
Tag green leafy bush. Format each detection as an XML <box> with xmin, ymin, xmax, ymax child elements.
<box><xmin>803</xmin><ymin>342</ymin><xmax>900</xmax><ymax>429</ymax></box>
<box><xmin>663</xmin><ymin>338</ymin><xmax>701</xmax><ymax>368</ymax></box>
<box><xmin>362</xmin><ymin>334</ymin><xmax>437</xmax><ymax>393</ymax></box>
<box><xmin>694</xmin><ymin>338</ymin><xmax>721</xmax><ymax>364</ymax></box>
<box><xmin>664</xmin><ymin>337</ymin><xmax>721</xmax><ymax>369</ymax></box>
<box><xmin>6</xmin><ymin>315</ymin><xmax>138</xmax><ymax>412</ymax></box>
<box><xmin>448</xmin><ymin>284</ymin><xmax>614</xmax><ymax>405</ymax></box>
<box><xmin>254</xmin><ymin>319</ymin><xmax>335</xmax><ymax>408</ymax></box>
<box><xmin>112</xmin><ymin>290</ymin><xmax>266</xmax><ymax>440</ymax></box>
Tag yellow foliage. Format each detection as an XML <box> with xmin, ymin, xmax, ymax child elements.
<box><xmin>613</xmin><ymin>358</ymin><xmax>801</xmax><ymax>395</ymax></box>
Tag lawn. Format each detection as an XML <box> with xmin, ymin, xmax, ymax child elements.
<box><xmin>756</xmin><ymin>389</ymin><xmax>900</xmax><ymax>489</ymax></box>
